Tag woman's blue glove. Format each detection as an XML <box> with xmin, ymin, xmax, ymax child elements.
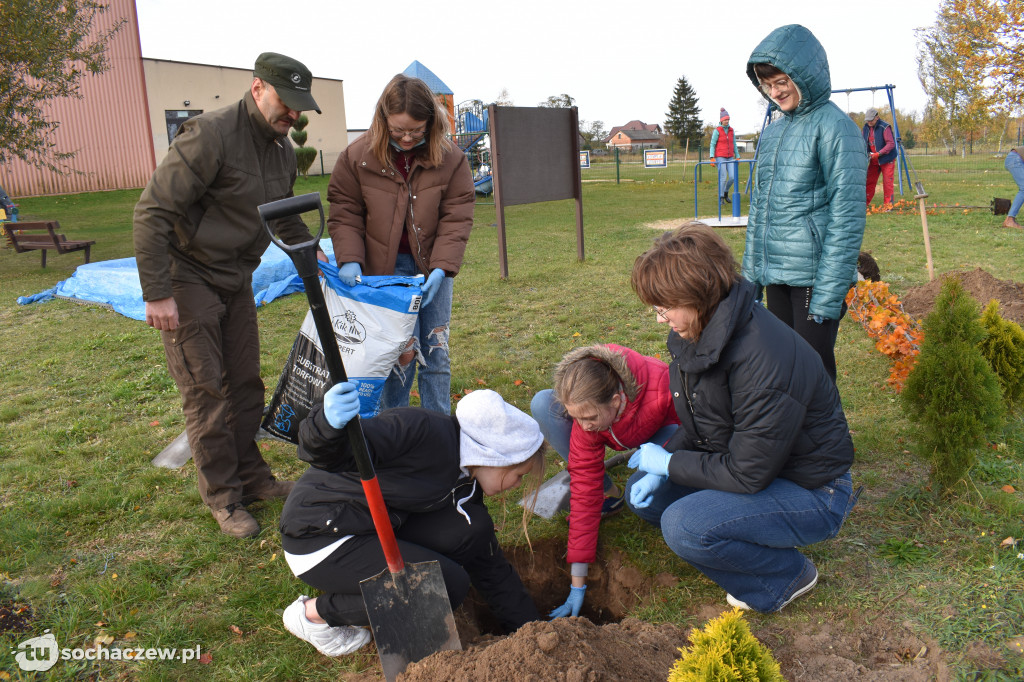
<box><xmin>628</xmin><ymin>442</ymin><xmax>672</xmax><ymax>477</ymax></box>
<box><xmin>338</xmin><ymin>262</ymin><xmax>362</xmax><ymax>287</ymax></box>
<box><xmin>549</xmin><ymin>585</ymin><xmax>586</xmax><ymax>619</ymax></box>
<box><xmin>323</xmin><ymin>381</ymin><xmax>360</xmax><ymax>429</ymax></box>
<box><xmin>420</xmin><ymin>268</ymin><xmax>445</xmax><ymax>307</ymax></box>
<box><xmin>629</xmin><ymin>473</ymin><xmax>666</xmax><ymax>509</ymax></box>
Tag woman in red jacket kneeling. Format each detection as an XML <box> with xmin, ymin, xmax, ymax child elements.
<box><xmin>531</xmin><ymin>344</ymin><xmax>679</xmax><ymax>619</ymax></box>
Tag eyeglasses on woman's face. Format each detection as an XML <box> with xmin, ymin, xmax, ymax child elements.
<box><xmin>388</xmin><ymin>127</ymin><xmax>427</xmax><ymax>140</ymax></box>
<box><xmin>652</xmin><ymin>306</ymin><xmax>671</xmax><ymax>320</ymax></box>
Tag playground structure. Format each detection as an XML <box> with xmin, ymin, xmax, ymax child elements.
<box><xmin>751</xmin><ymin>83</ymin><xmax>912</xmax><ymax>196</ymax></box>
<box><xmin>401</xmin><ymin>61</ymin><xmax>493</xmax><ymax>196</ymax></box>
<box><xmin>696</xmin><ymin>84</ymin><xmax>912</xmax><ymax>224</ymax></box>
<box><xmin>694</xmin><ymin>159</ymin><xmax>755</xmax><ymax>227</ymax></box>
<box><xmin>455</xmin><ymin>100</ymin><xmax>492</xmax><ymax>196</ymax></box>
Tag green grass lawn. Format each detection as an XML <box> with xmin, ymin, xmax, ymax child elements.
<box><xmin>1</xmin><ymin>170</ymin><xmax>1022</xmax><ymax>680</ymax></box>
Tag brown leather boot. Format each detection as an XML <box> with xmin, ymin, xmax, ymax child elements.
<box><xmin>1003</xmin><ymin>215</ymin><xmax>1022</xmax><ymax>229</ymax></box>
<box><xmin>241</xmin><ymin>479</ymin><xmax>295</xmax><ymax>505</ymax></box>
<box><xmin>212</xmin><ymin>503</ymin><xmax>260</xmax><ymax>538</ymax></box>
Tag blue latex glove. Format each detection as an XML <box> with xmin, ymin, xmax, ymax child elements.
<box><xmin>338</xmin><ymin>262</ymin><xmax>362</xmax><ymax>287</ymax></box>
<box><xmin>811</xmin><ymin>314</ymin><xmax>824</xmax><ymax>324</ymax></box>
<box><xmin>630</xmin><ymin>473</ymin><xmax>666</xmax><ymax>509</ymax></box>
<box><xmin>628</xmin><ymin>442</ymin><xmax>672</xmax><ymax>477</ymax></box>
<box><xmin>323</xmin><ymin>381</ymin><xmax>360</xmax><ymax>429</ymax></box>
<box><xmin>549</xmin><ymin>585</ymin><xmax>586</xmax><ymax>619</ymax></box>
<box><xmin>420</xmin><ymin>268</ymin><xmax>445</xmax><ymax>307</ymax></box>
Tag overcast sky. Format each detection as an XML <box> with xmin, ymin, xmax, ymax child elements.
<box><xmin>135</xmin><ymin>0</ymin><xmax>942</xmax><ymax>135</ymax></box>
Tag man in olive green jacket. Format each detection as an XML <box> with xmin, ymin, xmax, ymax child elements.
<box><xmin>134</xmin><ymin>53</ymin><xmax>324</xmax><ymax>538</ymax></box>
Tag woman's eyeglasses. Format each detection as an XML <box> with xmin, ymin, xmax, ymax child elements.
<box><xmin>389</xmin><ymin>128</ymin><xmax>427</xmax><ymax>140</ymax></box>
<box><xmin>652</xmin><ymin>306</ymin><xmax>670</xmax><ymax>319</ymax></box>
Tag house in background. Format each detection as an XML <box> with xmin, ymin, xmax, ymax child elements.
<box><xmin>737</xmin><ymin>137</ymin><xmax>756</xmax><ymax>154</ymax></box>
<box><xmin>607</xmin><ymin>129</ymin><xmax>662</xmax><ymax>151</ymax></box>
<box><xmin>606</xmin><ymin>120</ymin><xmax>663</xmax><ymax>140</ymax></box>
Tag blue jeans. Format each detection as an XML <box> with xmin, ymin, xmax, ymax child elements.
<box><xmin>380</xmin><ymin>253</ymin><xmax>454</xmax><ymax>415</ymax></box>
<box><xmin>1006</xmin><ymin>150</ymin><xmax>1024</xmax><ymax>218</ymax></box>
<box><xmin>531</xmin><ymin>389</ymin><xmax>678</xmax><ymax>494</ymax></box>
<box><xmin>626</xmin><ymin>470</ymin><xmax>857</xmax><ymax>612</ymax></box>
<box><xmin>716</xmin><ymin>157</ymin><xmax>737</xmax><ymax>197</ymax></box>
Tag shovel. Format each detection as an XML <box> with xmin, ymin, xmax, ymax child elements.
<box><xmin>523</xmin><ymin>451</ymin><xmax>631</xmax><ymax>519</ymax></box>
<box><xmin>258</xmin><ymin>194</ymin><xmax>460</xmax><ymax>682</ymax></box>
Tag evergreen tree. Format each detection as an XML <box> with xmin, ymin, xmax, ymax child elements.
<box><xmin>290</xmin><ymin>114</ymin><xmax>317</xmax><ymax>178</ymax></box>
<box><xmin>664</xmin><ymin>76</ymin><xmax>703</xmax><ymax>147</ymax></box>
<box><xmin>901</xmin><ymin>277</ymin><xmax>1005</xmax><ymax>493</ymax></box>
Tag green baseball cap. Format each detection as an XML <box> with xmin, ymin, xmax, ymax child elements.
<box><xmin>254</xmin><ymin>52</ymin><xmax>321</xmax><ymax>114</ymax></box>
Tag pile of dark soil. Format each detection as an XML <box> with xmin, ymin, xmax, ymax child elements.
<box><xmin>332</xmin><ymin>541</ymin><xmax>956</xmax><ymax>682</ymax></box>
<box><xmin>902</xmin><ymin>268</ymin><xmax>1024</xmax><ymax>324</ymax></box>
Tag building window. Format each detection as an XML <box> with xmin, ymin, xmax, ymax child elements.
<box><xmin>165</xmin><ymin>110</ymin><xmax>203</xmax><ymax>145</ymax></box>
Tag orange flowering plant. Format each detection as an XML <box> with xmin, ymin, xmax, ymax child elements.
<box><xmin>845</xmin><ymin>280</ymin><xmax>924</xmax><ymax>391</ymax></box>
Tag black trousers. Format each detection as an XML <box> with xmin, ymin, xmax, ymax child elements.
<box><xmin>764</xmin><ymin>284</ymin><xmax>846</xmax><ymax>382</ymax></box>
<box><xmin>297</xmin><ymin>487</ymin><xmax>539</xmax><ymax>633</ymax></box>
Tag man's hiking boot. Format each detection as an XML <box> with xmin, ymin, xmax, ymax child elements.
<box><xmin>212</xmin><ymin>503</ymin><xmax>259</xmax><ymax>538</ymax></box>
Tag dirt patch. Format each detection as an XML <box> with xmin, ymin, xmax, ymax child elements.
<box><xmin>400</xmin><ymin>617</ymin><xmax>687</xmax><ymax>682</ymax></box>
<box><xmin>400</xmin><ymin>601</ymin><xmax>949</xmax><ymax>682</ymax></box>
<box><xmin>754</xmin><ymin>617</ymin><xmax>948</xmax><ymax>682</ymax></box>
<box><xmin>386</xmin><ymin>540</ymin><xmax>951</xmax><ymax>682</ymax></box>
<box><xmin>642</xmin><ymin>219</ymin><xmax>694</xmax><ymax>231</ymax></box>
<box><xmin>0</xmin><ymin>597</ymin><xmax>34</xmax><ymax>636</ymax></box>
<box><xmin>902</xmin><ymin>268</ymin><xmax>1024</xmax><ymax>325</ymax></box>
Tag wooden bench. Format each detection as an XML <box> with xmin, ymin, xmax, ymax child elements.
<box><xmin>2</xmin><ymin>221</ymin><xmax>96</xmax><ymax>268</ymax></box>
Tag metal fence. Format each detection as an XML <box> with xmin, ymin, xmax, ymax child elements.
<box><xmin>580</xmin><ymin>145</ymin><xmax>716</xmax><ymax>185</ymax></box>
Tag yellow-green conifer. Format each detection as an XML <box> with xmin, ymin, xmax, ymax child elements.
<box><xmin>668</xmin><ymin>608</ymin><xmax>784</xmax><ymax>682</ymax></box>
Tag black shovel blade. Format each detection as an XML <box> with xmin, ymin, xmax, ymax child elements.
<box><xmin>360</xmin><ymin>559</ymin><xmax>461</xmax><ymax>682</ymax></box>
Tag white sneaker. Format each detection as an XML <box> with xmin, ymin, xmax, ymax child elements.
<box><xmin>726</xmin><ymin>565</ymin><xmax>818</xmax><ymax>612</ymax></box>
<box><xmin>283</xmin><ymin>595</ymin><xmax>371</xmax><ymax>656</ymax></box>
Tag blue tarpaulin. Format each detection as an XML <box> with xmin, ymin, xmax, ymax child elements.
<box><xmin>17</xmin><ymin>239</ymin><xmax>337</xmax><ymax>321</ymax></box>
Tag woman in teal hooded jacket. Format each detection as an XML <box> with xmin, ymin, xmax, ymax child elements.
<box><xmin>742</xmin><ymin>24</ymin><xmax>867</xmax><ymax>381</ymax></box>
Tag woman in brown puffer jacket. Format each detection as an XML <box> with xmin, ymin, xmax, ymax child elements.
<box><xmin>327</xmin><ymin>74</ymin><xmax>475</xmax><ymax>415</ymax></box>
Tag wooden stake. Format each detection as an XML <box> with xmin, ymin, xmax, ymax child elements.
<box><xmin>916</xmin><ymin>191</ymin><xmax>935</xmax><ymax>281</ymax></box>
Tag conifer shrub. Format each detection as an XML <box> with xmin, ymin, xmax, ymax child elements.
<box><xmin>901</xmin><ymin>277</ymin><xmax>1005</xmax><ymax>493</ymax></box>
<box><xmin>290</xmin><ymin>114</ymin><xmax>318</xmax><ymax>177</ymax></box>
<box><xmin>978</xmin><ymin>300</ymin><xmax>1024</xmax><ymax>408</ymax></box>
<box><xmin>667</xmin><ymin>608</ymin><xmax>784</xmax><ymax>682</ymax></box>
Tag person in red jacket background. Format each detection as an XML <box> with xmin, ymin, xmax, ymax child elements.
<box><xmin>709</xmin><ymin>108</ymin><xmax>740</xmax><ymax>203</ymax></box>
<box><xmin>531</xmin><ymin>344</ymin><xmax>679</xmax><ymax>619</ymax></box>
<box><xmin>863</xmin><ymin>107</ymin><xmax>897</xmax><ymax>210</ymax></box>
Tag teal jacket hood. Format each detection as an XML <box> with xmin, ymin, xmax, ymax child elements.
<box><xmin>746</xmin><ymin>24</ymin><xmax>832</xmax><ymax>115</ymax></box>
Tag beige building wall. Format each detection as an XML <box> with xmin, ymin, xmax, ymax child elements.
<box><xmin>143</xmin><ymin>59</ymin><xmax>348</xmax><ymax>174</ymax></box>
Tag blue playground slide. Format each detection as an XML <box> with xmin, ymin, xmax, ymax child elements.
<box><xmin>474</xmin><ymin>174</ymin><xmax>492</xmax><ymax>196</ymax></box>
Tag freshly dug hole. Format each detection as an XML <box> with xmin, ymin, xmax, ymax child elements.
<box><xmin>453</xmin><ymin>537</ymin><xmax>670</xmax><ymax>639</ymax></box>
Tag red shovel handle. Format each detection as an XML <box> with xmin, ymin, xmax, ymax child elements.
<box><xmin>361</xmin><ymin>476</ymin><xmax>405</xmax><ymax>574</ymax></box>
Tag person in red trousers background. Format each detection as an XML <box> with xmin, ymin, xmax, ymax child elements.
<box><xmin>863</xmin><ymin>107</ymin><xmax>897</xmax><ymax>210</ymax></box>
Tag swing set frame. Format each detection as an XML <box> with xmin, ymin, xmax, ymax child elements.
<box><xmin>753</xmin><ymin>84</ymin><xmax>913</xmax><ymax>198</ymax></box>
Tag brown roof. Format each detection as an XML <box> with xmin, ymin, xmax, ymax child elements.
<box><xmin>606</xmin><ymin>120</ymin><xmax>662</xmax><ymax>141</ymax></box>
<box><xmin>611</xmin><ymin>129</ymin><xmax>662</xmax><ymax>141</ymax></box>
